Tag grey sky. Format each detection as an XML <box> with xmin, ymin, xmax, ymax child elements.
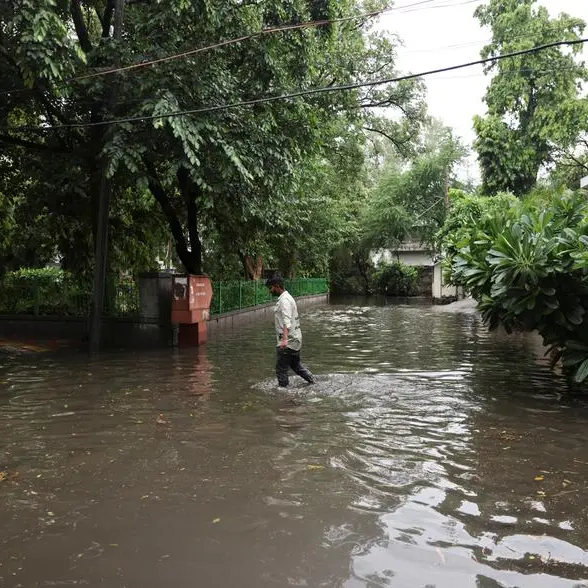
<box><xmin>378</xmin><ymin>0</ymin><xmax>588</xmax><ymax>178</ymax></box>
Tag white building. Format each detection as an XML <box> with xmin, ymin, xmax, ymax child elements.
<box><xmin>370</xmin><ymin>241</ymin><xmax>464</xmax><ymax>301</ymax></box>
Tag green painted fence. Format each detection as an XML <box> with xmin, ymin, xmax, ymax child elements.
<box><xmin>0</xmin><ymin>271</ymin><xmax>328</xmax><ymax>318</ymax></box>
<box><xmin>0</xmin><ymin>270</ymin><xmax>138</xmax><ymax>317</ymax></box>
<box><xmin>210</xmin><ymin>278</ymin><xmax>329</xmax><ymax>316</ymax></box>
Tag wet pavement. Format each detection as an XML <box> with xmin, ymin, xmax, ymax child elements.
<box><xmin>1</xmin><ymin>299</ymin><xmax>588</xmax><ymax>587</ymax></box>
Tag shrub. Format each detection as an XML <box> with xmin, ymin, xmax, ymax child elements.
<box><xmin>443</xmin><ymin>189</ymin><xmax>588</xmax><ymax>383</ymax></box>
<box><xmin>373</xmin><ymin>261</ymin><xmax>420</xmax><ymax>296</ymax></box>
<box><xmin>0</xmin><ymin>268</ymin><xmax>89</xmax><ymax>315</ymax></box>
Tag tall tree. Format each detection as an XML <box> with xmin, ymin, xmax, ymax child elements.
<box><xmin>473</xmin><ymin>0</ymin><xmax>588</xmax><ymax>196</ymax></box>
<box><xmin>363</xmin><ymin>119</ymin><xmax>466</xmax><ymax>249</ymax></box>
<box><xmin>0</xmin><ymin>0</ymin><xmax>425</xmax><ymax>278</ymax></box>
<box><xmin>550</xmin><ymin>131</ymin><xmax>588</xmax><ymax>190</ymax></box>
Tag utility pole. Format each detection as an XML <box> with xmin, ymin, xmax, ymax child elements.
<box><xmin>89</xmin><ymin>0</ymin><xmax>124</xmax><ymax>352</ymax></box>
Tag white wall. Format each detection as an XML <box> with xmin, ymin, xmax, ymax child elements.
<box><xmin>432</xmin><ymin>263</ymin><xmax>462</xmax><ymax>299</ymax></box>
<box><xmin>371</xmin><ymin>248</ymin><xmax>435</xmax><ymax>268</ymax></box>
<box><xmin>372</xmin><ymin>247</ymin><xmax>465</xmax><ymax>299</ymax></box>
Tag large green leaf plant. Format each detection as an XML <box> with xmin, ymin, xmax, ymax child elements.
<box><xmin>444</xmin><ymin>189</ymin><xmax>588</xmax><ymax>382</ymax></box>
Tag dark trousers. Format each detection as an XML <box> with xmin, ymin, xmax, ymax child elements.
<box><xmin>276</xmin><ymin>347</ymin><xmax>315</xmax><ymax>387</ymax></box>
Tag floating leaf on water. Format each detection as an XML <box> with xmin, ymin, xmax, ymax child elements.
<box><xmin>212</xmin><ymin>518</ymin><xmax>221</xmax><ymax>524</ymax></box>
<box><xmin>534</xmin><ymin>476</ymin><xmax>544</xmax><ymax>481</ymax></box>
<box><xmin>0</xmin><ymin>471</ymin><xmax>7</xmax><ymax>482</ymax></box>
<box><xmin>307</xmin><ymin>465</ymin><xmax>324</xmax><ymax>471</ymax></box>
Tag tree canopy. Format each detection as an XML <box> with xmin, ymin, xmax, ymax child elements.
<box><xmin>473</xmin><ymin>0</ymin><xmax>588</xmax><ymax>196</ymax></box>
<box><xmin>363</xmin><ymin>119</ymin><xmax>466</xmax><ymax>249</ymax></box>
<box><xmin>1</xmin><ymin>0</ymin><xmax>426</xmax><ymax>278</ymax></box>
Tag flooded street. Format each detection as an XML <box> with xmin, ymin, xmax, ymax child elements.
<box><xmin>2</xmin><ymin>300</ymin><xmax>588</xmax><ymax>588</ymax></box>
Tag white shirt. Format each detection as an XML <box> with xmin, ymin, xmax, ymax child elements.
<box><xmin>274</xmin><ymin>290</ymin><xmax>302</xmax><ymax>350</ymax></box>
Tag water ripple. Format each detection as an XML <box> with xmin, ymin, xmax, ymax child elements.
<box><xmin>1</xmin><ymin>302</ymin><xmax>588</xmax><ymax>587</ymax></box>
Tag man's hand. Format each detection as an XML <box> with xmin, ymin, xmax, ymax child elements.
<box><xmin>279</xmin><ymin>327</ymin><xmax>289</xmax><ymax>348</ymax></box>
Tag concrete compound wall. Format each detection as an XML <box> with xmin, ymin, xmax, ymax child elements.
<box><xmin>0</xmin><ymin>315</ymin><xmax>174</xmax><ymax>349</ymax></box>
<box><xmin>207</xmin><ymin>294</ymin><xmax>328</xmax><ymax>339</ymax></box>
<box><xmin>0</xmin><ymin>294</ymin><xmax>329</xmax><ymax>349</ymax></box>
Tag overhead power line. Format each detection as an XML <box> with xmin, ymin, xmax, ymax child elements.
<box><xmin>1</xmin><ymin>0</ymin><xmax>453</xmax><ymax>97</ymax></box>
<box><xmin>65</xmin><ymin>61</ymin><xmax>585</xmax><ymax>111</ymax></box>
<box><xmin>429</xmin><ymin>64</ymin><xmax>582</xmax><ymax>80</ymax></box>
<box><xmin>1</xmin><ymin>0</ymin><xmax>488</xmax><ymax>99</ymax></box>
<box><xmin>400</xmin><ymin>20</ymin><xmax>587</xmax><ymax>55</ymax></box>
<box><xmin>9</xmin><ymin>37</ymin><xmax>584</xmax><ymax>134</ymax></box>
<box><xmin>78</xmin><ymin>0</ymin><xmax>481</xmax><ymax>82</ymax></box>
<box><xmin>392</xmin><ymin>0</ymin><xmax>481</xmax><ymax>14</ymax></box>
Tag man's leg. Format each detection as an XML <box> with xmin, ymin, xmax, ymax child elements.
<box><xmin>276</xmin><ymin>347</ymin><xmax>290</xmax><ymax>387</ymax></box>
<box><xmin>290</xmin><ymin>351</ymin><xmax>315</xmax><ymax>384</ymax></box>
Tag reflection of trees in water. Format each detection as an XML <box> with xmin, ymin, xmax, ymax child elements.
<box><xmin>420</xmin><ymin>312</ymin><xmax>588</xmax><ymax>580</ymax></box>
<box><xmin>331</xmin><ymin>371</ymin><xmax>483</xmax><ymax>587</ymax></box>
<box><xmin>444</xmin><ymin>382</ymin><xmax>588</xmax><ymax>580</ymax></box>
<box><xmin>254</xmin><ymin>387</ymin><xmax>387</xmax><ymax>586</ymax></box>
<box><xmin>0</xmin><ymin>351</ymin><xmax>382</xmax><ymax>586</ymax></box>
<box><xmin>312</xmin><ymin>304</ymin><xmax>489</xmax><ymax>374</ymax></box>
<box><xmin>312</xmin><ymin>304</ymin><xmax>588</xmax><ymax>584</ymax></box>
<box><xmin>285</xmin><ymin>305</ymin><xmax>588</xmax><ymax>585</ymax></box>
<box><xmin>6</xmin><ymin>303</ymin><xmax>588</xmax><ymax>586</ymax></box>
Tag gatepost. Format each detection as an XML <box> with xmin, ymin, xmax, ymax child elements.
<box><xmin>171</xmin><ymin>275</ymin><xmax>213</xmax><ymax>346</ymax></box>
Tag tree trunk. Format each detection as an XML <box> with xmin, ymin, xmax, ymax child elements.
<box><xmin>178</xmin><ymin>167</ymin><xmax>203</xmax><ymax>275</ymax></box>
<box><xmin>146</xmin><ymin>162</ymin><xmax>202</xmax><ymax>275</ymax></box>
<box><xmin>354</xmin><ymin>252</ymin><xmax>371</xmax><ymax>295</ymax></box>
<box><xmin>241</xmin><ymin>254</ymin><xmax>263</xmax><ymax>280</ymax></box>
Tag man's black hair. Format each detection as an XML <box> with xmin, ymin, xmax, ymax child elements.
<box><xmin>265</xmin><ymin>275</ymin><xmax>284</xmax><ymax>288</ymax></box>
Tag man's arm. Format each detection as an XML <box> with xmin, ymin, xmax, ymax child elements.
<box><xmin>279</xmin><ymin>298</ymin><xmax>293</xmax><ymax>348</ymax></box>
<box><xmin>280</xmin><ymin>325</ymin><xmax>290</xmax><ymax>348</ymax></box>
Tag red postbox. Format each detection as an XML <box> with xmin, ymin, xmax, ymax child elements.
<box><xmin>171</xmin><ymin>275</ymin><xmax>213</xmax><ymax>346</ymax></box>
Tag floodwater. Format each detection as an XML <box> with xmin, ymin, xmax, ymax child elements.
<box><xmin>1</xmin><ymin>299</ymin><xmax>588</xmax><ymax>588</ymax></box>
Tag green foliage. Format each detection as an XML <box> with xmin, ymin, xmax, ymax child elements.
<box><xmin>0</xmin><ymin>268</ymin><xmax>88</xmax><ymax>315</ymax></box>
<box><xmin>209</xmin><ymin>278</ymin><xmax>328</xmax><ymax>315</ymax></box>
<box><xmin>436</xmin><ymin>189</ymin><xmax>518</xmax><ymax>257</ymax></box>
<box><xmin>267</xmin><ymin>122</ymin><xmax>371</xmax><ymax>278</ymax></box>
<box><xmin>109</xmin><ymin>188</ymin><xmax>171</xmax><ymax>276</ymax></box>
<box><xmin>328</xmin><ymin>121</ymin><xmax>464</xmax><ymax>297</ymax></box>
<box><xmin>363</xmin><ymin>120</ymin><xmax>467</xmax><ymax>249</ymax></box>
<box><xmin>549</xmin><ymin>133</ymin><xmax>588</xmax><ymax>190</ymax></box>
<box><xmin>329</xmin><ymin>245</ymin><xmax>375</xmax><ymax>295</ymax></box>
<box><xmin>443</xmin><ymin>189</ymin><xmax>588</xmax><ymax>382</ymax></box>
<box><xmin>1</xmin><ymin>0</ymin><xmax>425</xmax><ymax>279</ymax></box>
<box><xmin>474</xmin><ymin>0</ymin><xmax>588</xmax><ymax>196</ymax></box>
<box><xmin>0</xmin><ymin>268</ymin><xmax>140</xmax><ymax>316</ymax></box>
<box><xmin>373</xmin><ymin>262</ymin><xmax>420</xmax><ymax>296</ymax></box>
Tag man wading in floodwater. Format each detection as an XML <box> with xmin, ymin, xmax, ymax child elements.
<box><xmin>266</xmin><ymin>276</ymin><xmax>316</xmax><ymax>387</ymax></box>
